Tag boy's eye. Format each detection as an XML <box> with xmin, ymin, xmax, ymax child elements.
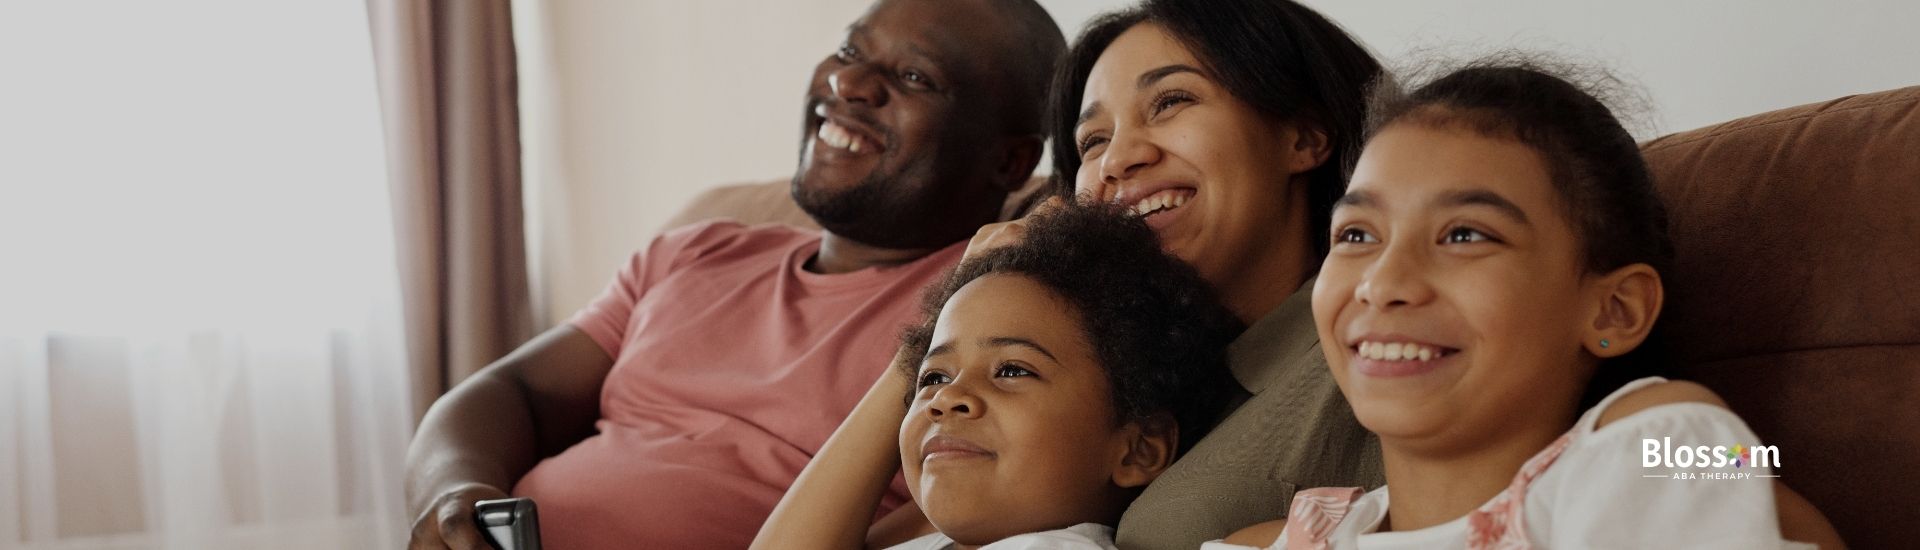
<box><xmin>1443</xmin><ymin>226</ymin><xmax>1494</xmax><ymax>244</ymax></box>
<box><xmin>994</xmin><ymin>363</ymin><xmax>1034</xmax><ymax>378</ymax></box>
<box><xmin>916</xmin><ymin>371</ymin><xmax>951</xmax><ymax>389</ymax></box>
<box><xmin>1335</xmin><ymin>227</ymin><xmax>1378</xmax><ymax>245</ymax></box>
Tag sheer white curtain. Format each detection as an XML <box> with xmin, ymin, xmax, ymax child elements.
<box><xmin>0</xmin><ymin>2</ymin><xmax>411</xmax><ymax>549</ymax></box>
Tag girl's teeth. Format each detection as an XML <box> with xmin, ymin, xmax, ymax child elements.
<box><xmin>1358</xmin><ymin>341</ymin><xmax>1446</xmax><ymax>361</ymax></box>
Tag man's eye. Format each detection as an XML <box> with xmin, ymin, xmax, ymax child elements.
<box><xmin>835</xmin><ymin>44</ymin><xmax>857</xmax><ymax>61</ymax></box>
<box><xmin>917</xmin><ymin>371</ymin><xmax>950</xmax><ymax>389</ymax></box>
<box><xmin>1443</xmin><ymin>226</ymin><xmax>1493</xmax><ymax>244</ymax></box>
<box><xmin>994</xmin><ymin>363</ymin><xmax>1034</xmax><ymax>378</ymax></box>
<box><xmin>902</xmin><ymin>70</ymin><xmax>935</xmax><ymax>89</ymax></box>
<box><xmin>1335</xmin><ymin>227</ymin><xmax>1378</xmax><ymax>244</ymax></box>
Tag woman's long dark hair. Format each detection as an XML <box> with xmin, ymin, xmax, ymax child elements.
<box><xmin>1049</xmin><ymin>0</ymin><xmax>1382</xmax><ymax>258</ymax></box>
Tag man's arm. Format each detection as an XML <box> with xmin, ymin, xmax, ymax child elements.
<box><xmin>406</xmin><ymin>325</ymin><xmax>614</xmax><ymax>550</ymax></box>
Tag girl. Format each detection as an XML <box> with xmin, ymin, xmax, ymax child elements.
<box><xmin>758</xmin><ymin>204</ymin><xmax>1243</xmax><ymax>548</ymax></box>
<box><xmin>1212</xmin><ymin>58</ymin><xmax>1840</xmax><ymax>548</ymax></box>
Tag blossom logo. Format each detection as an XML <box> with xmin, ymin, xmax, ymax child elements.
<box><xmin>1640</xmin><ymin>437</ymin><xmax>1781</xmax><ymax>480</ymax></box>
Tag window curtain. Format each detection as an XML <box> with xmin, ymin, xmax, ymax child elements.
<box><xmin>366</xmin><ymin>0</ymin><xmax>535</xmax><ymax>422</ymax></box>
<box><xmin>0</xmin><ymin>2</ymin><xmax>411</xmax><ymax>548</ymax></box>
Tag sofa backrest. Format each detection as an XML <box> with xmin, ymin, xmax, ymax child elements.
<box><xmin>1640</xmin><ymin>85</ymin><xmax>1919</xmax><ymax>546</ymax></box>
<box><xmin>661</xmin><ymin>87</ymin><xmax>1920</xmax><ymax>545</ymax></box>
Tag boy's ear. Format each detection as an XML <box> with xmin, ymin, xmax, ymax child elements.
<box><xmin>993</xmin><ymin>134</ymin><xmax>1045</xmax><ymax>193</ymax></box>
<box><xmin>1582</xmin><ymin>262</ymin><xmax>1664</xmax><ymax>358</ymax></box>
<box><xmin>1111</xmin><ymin>415</ymin><xmax>1177</xmax><ymax>489</ymax></box>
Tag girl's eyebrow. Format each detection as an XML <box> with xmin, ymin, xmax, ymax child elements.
<box><xmin>1334</xmin><ymin>188</ymin><xmax>1532</xmax><ymax>226</ymax></box>
<box><xmin>1437</xmin><ymin>189</ymin><xmax>1532</xmax><ymax>226</ymax></box>
<box><xmin>984</xmin><ymin>337</ymin><xmax>1058</xmax><ymax>363</ymax></box>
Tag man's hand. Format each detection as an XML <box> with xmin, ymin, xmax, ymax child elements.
<box><xmin>408</xmin><ymin>482</ymin><xmax>510</xmax><ymax>550</ymax></box>
<box><xmin>963</xmin><ymin>196</ymin><xmax>1066</xmax><ymax>261</ymax></box>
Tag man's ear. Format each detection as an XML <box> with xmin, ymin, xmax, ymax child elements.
<box><xmin>993</xmin><ymin>133</ymin><xmax>1045</xmax><ymax>193</ymax></box>
<box><xmin>1111</xmin><ymin>415</ymin><xmax>1177</xmax><ymax>489</ymax></box>
<box><xmin>1282</xmin><ymin>123</ymin><xmax>1333</xmax><ymax>175</ymax></box>
<box><xmin>1582</xmin><ymin>263</ymin><xmax>1665</xmax><ymax>358</ymax></box>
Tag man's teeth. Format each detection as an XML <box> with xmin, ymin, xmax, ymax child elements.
<box><xmin>1129</xmin><ymin>189</ymin><xmax>1193</xmax><ymax>216</ymax></box>
<box><xmin>816</xmin><ymin>121</ymin><xmax>870</xmax><ymax>153</ymax></box>
<box><xmin>1357</xmin><ymin>341</ymin><xmax>1449</xmax><ymax>362</ymax></box>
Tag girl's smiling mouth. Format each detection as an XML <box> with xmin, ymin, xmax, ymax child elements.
<box><xmin>1348</xmin><ymin>338</ymin><xmax>1461</xmax><ymax>378</ymax></box>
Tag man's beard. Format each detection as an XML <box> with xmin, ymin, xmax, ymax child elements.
<box><xmin>791</xmin><ymin>169</ymin><xmax>946</xmax><ymax>249</ymax></box>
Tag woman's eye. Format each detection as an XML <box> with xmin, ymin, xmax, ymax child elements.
<box><xmin>1335</xmin><ymin>227</ymin><xmax>1378</xmax><ymax>245</ymax></box>
<box><xmin>916</xmin><ymin>371</ymin><xmax>950</xmax><ymax>389</ymax></box>
<box><xmin>1443</xmin><ymin>226</ymin><xmax>1494</xmax><ymax>244</ymax></box>
<box><xmin>994</xmin><ymin>363</ymin><xmax>1034</xmax><ymax>378</ymax></box>
<box><xmin>1149</xmin><ymin>91</ymin><xmax>1194</xmax><ymax>116</ymax></box>
<box><xmin>1076</xmin><ymin>135</ymin><xmax>1108</xmax><ymax>157</ymax></box>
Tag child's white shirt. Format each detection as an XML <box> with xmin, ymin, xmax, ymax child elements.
<box><xmin>1203</xmin><ymin>377</ymin><xmax>1815</xmax><ymax>549</ymax></box>
<box><xmin>887</xmin><ymin>522</ymin><xmax>1115</xmax><ymax>550</ymax></box>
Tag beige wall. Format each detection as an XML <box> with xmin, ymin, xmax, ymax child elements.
<box><xmin>519</xmin><ymin>0</ymin><xmax>1920</xmax><ymax>327</ymax></box>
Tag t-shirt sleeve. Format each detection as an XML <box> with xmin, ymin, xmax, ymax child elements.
<box><xmin>1542</xmin><ymin>402</ymin><xmax>1798</xmax><ymax>548</ymax></box>
<box><xmin>567</xmin><ymin>221</ymin><xmax>740</xmax><ymax>358</ymax></box>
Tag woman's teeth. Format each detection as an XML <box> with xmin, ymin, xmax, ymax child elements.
<box><xmin>1357</xmin><ymin>341</ymin><xmax>1450</xmax><ymax>362</ymax></box>
<box><xmin>816</xmin><ymin>121</ymin><xmax>871</xmax><ymax>153</ymax></box>
<box><xmin>1129</xmin><ymin>189</ymin><xmax>1193</xmax><ymax>217</ymax></box>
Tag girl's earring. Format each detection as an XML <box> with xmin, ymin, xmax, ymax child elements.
<box><xmin>1599</xmin><ymin>339</ymin><xmax>1611</xmax><ymax>349</ymax></box>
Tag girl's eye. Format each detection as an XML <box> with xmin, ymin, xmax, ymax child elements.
<box><xmin>916</xmin><ymin>371</ymin><xmax>950</xmax><ymax>389</ymax></box>
<box><xmin>1335</xmin><ymin>227</ymin><xmax>1378</xmax><ymax>245</ymax></box>
<box><xmin>1443</xmin><ymin>226</ymin><xmax>1494</xmax><ymax>244</ymax></box>
<box><xmin>1149</xmin><ymin>91</ymin><xmax>1194</xmax><ymax>117</ymax></box>
<box><xmin>994</xmin><ymin>363</ymin><xmax>1034</xmax><ymax>378</ymax></box>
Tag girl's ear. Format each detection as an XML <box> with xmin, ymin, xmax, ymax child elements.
<box><xmin>1282</xmin><ymin>123</ymin><xmax>1333</xmax><ymax>175</ymax></box>
<box><xmin>1582</xmin><ymin>263</ymin><xmax>1665</xmax><ymax>358</ymax></box>
<box><xmin>1111</xmin><ymin>415</ymin><xmax>1177</xmax><ymax>489</ymax></box>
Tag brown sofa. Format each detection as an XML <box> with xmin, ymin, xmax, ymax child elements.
<box><xmin>664</xmin><ymin>87</ymin><xmax>1920</xmax><ymax>547</ymax></box>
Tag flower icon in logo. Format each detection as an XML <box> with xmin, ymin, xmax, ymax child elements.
<box><xmin>1726</xmin><ymin>444</ymin><xmax>1748</xmax><ymax>468</ymax></box>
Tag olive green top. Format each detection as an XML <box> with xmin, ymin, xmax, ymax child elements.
<box><xmin>1113</xmin><ymin>279</ymin><xmax>1385</xmax><ymax>550</ymax></box>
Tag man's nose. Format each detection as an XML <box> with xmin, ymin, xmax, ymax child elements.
<box><xmin>828</xmin><ymin>63</ymin><xmax>888</xmax><ymax>107</ymax></box>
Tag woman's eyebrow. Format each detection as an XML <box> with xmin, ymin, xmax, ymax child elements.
<box><xmin>983</xmin><ymin>337</ymin><xmax>1058</xmax><ymax>363</ymax></box>
<box><xmin>1137</xmin><ymin>64</ymin><xmax>1202</xmax><ymax>89</ymax></box>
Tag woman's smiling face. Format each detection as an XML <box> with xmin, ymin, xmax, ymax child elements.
<box><xmin>1312</xmin><ymin>121</ymin><xmax>1599</xmax><ymax>453</ymax></box>
<box><xmin>1072</xmin><ymin>23</ymin><xmax>1317</xmax><ymax>315</ymax></box>
<box><xmin>898</xmin><ymin>273</ymin><xmax>1144</xmax><ymax>544</ymax></box>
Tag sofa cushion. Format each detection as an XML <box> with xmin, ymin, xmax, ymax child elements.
<box><xmin>1640</xmin><ymin>85</ymin><xmax>1919</xmax><ymax>546</ymax></box>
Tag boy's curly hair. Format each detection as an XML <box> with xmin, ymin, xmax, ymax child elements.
<box><xmin>898</xmin><ymin>203</ymin><xmax>1244</xmax><ymax>455</ymax></box>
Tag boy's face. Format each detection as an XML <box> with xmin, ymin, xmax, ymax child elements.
<box><xmin>900</xmin><ymin>274</ymin><xmax>1150</xmax><ymax>544</ymax></box>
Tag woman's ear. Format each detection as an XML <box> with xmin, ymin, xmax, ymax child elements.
<box><xmin>1582</xmin><ymin>263</ymin><xmax>1665</xmax><ymax>358</ymax></box>
<box><xmin>993</xmin><ymin>134</ymin><xmax>1045</xmax><ymax>193</ymax></box>
<box><xmin>1282</xmin><ymin>124</ymin><xmax>1333</xmax><ymax>175</ymax></box>
<box><xmin>1111</xmin><ymin>415</ymin><xmax>1177</xmax><ymax>489</ymax></box>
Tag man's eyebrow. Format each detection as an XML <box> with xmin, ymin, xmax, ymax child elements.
<box><xmin>984</xmin><ymin>337</ymin><xmax>1058</xmax><ymax>363</ymax></box>
<box><xmin>1138</xmin><ymin>64</ymin><xmax>1203</xmax><ymax>89</ymax></box>
<box><xmin>1439</xmin><ymin>189</ymin><xmax>1532</xmax><ymax>225</ymax></box>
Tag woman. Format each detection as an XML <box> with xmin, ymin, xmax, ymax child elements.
<box><xmin>758</xmin><ymin>1</ymin><xmax>1389</xmax><ymax>548</ymax></box>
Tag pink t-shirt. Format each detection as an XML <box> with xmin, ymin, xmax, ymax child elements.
<box><xmin>513</xmin><ymin>220</ymin><xmax>963</xmax><ymax>550</ymax></box>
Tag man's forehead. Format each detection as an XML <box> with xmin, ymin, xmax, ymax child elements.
<box><xmin>853</xmin><ymin>0</ymin><xmax>1001</xmax><ymax>67</ymax></box>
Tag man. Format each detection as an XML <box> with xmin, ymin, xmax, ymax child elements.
<box><xmin>403</xmin><ymin>1</ymin><xmax>1064</xmax><ymax>548</ymax></box>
